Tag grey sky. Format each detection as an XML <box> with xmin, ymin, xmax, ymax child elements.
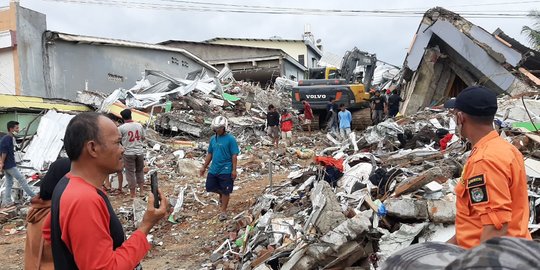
<box><xmin>3</xmin><ymin>0</ymin><xmax>539</xmax><ymax>65</ymax></box>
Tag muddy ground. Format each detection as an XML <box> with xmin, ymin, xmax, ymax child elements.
<box><xmin>0</xmin><ymin>168</ymin><xmax>289</xmax><ymax>270</ymax></box>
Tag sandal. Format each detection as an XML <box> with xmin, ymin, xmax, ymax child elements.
<box><xmin>110</xmin><ymin>189</ymin><xmax>125</xmax><ymax>195</ymax></box>
<box><xmin>218</xmin><ymin>212</ymin><xmax>228</xmax><ymax>222</ymax></box>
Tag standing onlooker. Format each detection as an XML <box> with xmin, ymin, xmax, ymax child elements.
<box><xmin>280</xmin><ymin>109</ymin><xmax>293</xmax><ymax>146</ymax></box>
<box><xmin>42</xmin><ymin>112</ymin><xmax>167</xmax><ymax>269</ymax></box>
<box><xmin>25</xmin><ymin>157</ymin><xmax>70</xmax><ymax>270</ymax></box>
<box><xmin>371</xmin><ymin>90</ymin><xmax>387</xmax><ymax>125</ymax></box>
<box><xmin>444</xmin><ymin>86</ymin><xmax>531</xmax><ymax>248</ymax></box>
<box><xmin>199</xmin><ymin>116</ymin><xmax>239</xmax><ymax>222</ymax></box>
<box><xmin>118</xmin><ymin>109</ymin><xmax>146</xmax><ymax>199</ymax></box>
<box><xmin>325</xmin><ymin>100</ymin><xmax>339</xmax><ymax>134</ymax></box>
<box><xmin>266</xmin><ymin>105</ymin><xmax>280</xmax><ymax>148</ymax></box>
<box><xmin>338</xmin><ymin>104</ymin><xmax>352</xmax><ymax>139</ymax></box>
<box><xmin>388</xmin><ymin>90</ymin><xmax>405</xmax><ymax>118</ymax></box>
<box><xmin>301</xmin><ymin>99</ymin><xmax>314</xmax><ymax>135</ymax></box>
<box><xmin>0</xmin><ymin>121</ymin><xmax>36</xmax><ymax>207</ymax></box>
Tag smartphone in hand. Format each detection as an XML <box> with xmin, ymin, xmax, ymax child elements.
<box><xmin>150</xmin><ymin>171</ymin><xmax>161</xmax><ymax>208</ymax></box>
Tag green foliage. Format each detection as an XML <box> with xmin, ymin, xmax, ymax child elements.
<box><xmin>521</xmin><ymin>10</ymin><xmax>540</xmax><ymax>50</ymax></box>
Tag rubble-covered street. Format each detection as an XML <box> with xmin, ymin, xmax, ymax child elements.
<box><xmin>0</xmin><ymin>1</ymin><xmax>540</xmax><ymax>270</ymax></box>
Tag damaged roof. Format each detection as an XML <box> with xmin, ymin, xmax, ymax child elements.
<box><xmin>403</xmin><ymin>7</ymin><xmax>540</xmax><ymax>93</ymax></box>
<box><xmin>205</xmin><ymin>37</ymin><xmax>323</xmax><ymax>57</ymax></box>
<box><xmin>46</xmin><ymin>31</ymin><xmax>219</xmax><ymax>74</ymax></box>
<box><xmin>493</xmin><ymin>28</ymin><xmax>540</xmax><ymax>75</ymax></box>
<box><xmin>159</xmin><ymin>40</ymin><xmax>307</xmax><ymax>71</ymax></box>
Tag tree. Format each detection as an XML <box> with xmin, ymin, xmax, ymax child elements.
<box><xmin>522</xmin><ymin>10</ymin><xmax>540</xmax><ymax>50</ymax></box>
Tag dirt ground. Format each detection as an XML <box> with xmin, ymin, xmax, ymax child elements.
<box><xmin>0</xmin><ymin>170</ymin><xmax>290</xmax><ymax>270</ymax></box>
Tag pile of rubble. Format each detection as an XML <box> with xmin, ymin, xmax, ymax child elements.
<box><xmin>1</xmin><ymin>65</ymin><xmax>538</xmax><ymax>269</ymax></box>
<box><xmin>204</xmin><ymin>95</ymin><xmax>540</xmax><ymax>270</ymax></box>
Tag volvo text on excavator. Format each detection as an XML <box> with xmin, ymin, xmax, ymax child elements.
<box><xmin>292</xmin><ymin>47</ymin><xmax>377</xmax><ymax>130</ymax></box>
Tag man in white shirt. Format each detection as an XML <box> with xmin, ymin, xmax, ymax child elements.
<box><xmin>118</xmin><ymin>109</ymin><xmax>146</xmax><ymax>198</ymax></box>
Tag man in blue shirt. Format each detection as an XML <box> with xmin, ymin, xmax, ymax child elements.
<box><xmin>199</xmin><ymin>116</ymin><xmax>239</xmax><ymax>221</ymax></box>
<box><xmin>338</xmin><ymin>104</ymin><xmax>353</xmax><ymax>139</ymax></box>
<box><xmin>0</xmin><ymin>121</ymin><xmax>36</xmax><ymax>207</ymax></box>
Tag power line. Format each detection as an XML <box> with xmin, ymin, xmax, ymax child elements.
<box><xmin>385</xmin><ymin>0</ymin><xmax>540</xmax><ymax>11</ymax></box>
<box><xmin>42</xmin><ymin>0</ymin><xmax>534</xmax><ymax>18</ymax></box>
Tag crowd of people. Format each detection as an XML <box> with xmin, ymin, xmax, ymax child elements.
<box><xmin>0</xmin><ymin>84</ymin><xmax>538</xmax><ymax>269</ymax></box>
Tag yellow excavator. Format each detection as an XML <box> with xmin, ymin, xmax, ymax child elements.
<box><xmin>292</xmin><ymin>48</ymin><xmax>376</xmax><ymax>130</ymax></box>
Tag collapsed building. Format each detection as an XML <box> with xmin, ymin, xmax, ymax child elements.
<box><xmin>400</xmin><ymin>7</ymin><xmax>540</xmax><ymax>115</ymax></box>
<box><xmin>0</xmin><ymin>2</ymin><xmax>540</xmax><ymax>270</ymax></box>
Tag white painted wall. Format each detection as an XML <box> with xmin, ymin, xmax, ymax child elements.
<box><xmin>0</xmin><ymin>50</ymin><xmax>15</xmax><ymax>94</ymax></box>
<box><xmin>208</xmin><ymin>40</ymin><xmax>308</xmax><ymax>66</ymax></box>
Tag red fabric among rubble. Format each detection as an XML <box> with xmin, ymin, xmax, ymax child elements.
<box><xmin>315</xmin><ymin>156</ymin><xmax>344</xmax><ymax>172</ymax></box>
<box><xmin>440</xmin><ymin>133</ymin><xmax>454</xmax><ymax>151</ymax></box>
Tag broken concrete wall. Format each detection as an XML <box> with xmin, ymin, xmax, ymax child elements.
<box><xmin>402</xmin><ymin>48</ymin><xmax>452</xmax><ymax>115</ymax></box>
<box><xmin>401</xmin><ymin>7</ymin><xmax>538</xmax><ymax>115</ymax></box>
<box><xmin>310</xmin><ymin>181</ymin><xmax>346</xmax><ymax>234</ymax></box>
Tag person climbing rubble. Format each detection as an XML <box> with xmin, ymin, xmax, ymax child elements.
<box><xmin>199</xmin><ymin>116</ymin><xmax>240</xmax><ymax>222</ymax></box>
<box><xmin>444</xmin><ymin>86</ymin><xmax>531</xmax><ymax>248</ymax></box>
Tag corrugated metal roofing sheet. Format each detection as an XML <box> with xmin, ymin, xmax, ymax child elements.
<box><xmin>21</xmin><ymin>110</ymin><xmax>74</xmax><ymax>170</ymax></box>
<box><xmin>49</xmin><ymin>31</ymin><xmax>219</xmax><ymax>74</ymax></box>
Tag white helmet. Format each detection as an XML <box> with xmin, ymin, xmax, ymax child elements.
<box><xmin>211</xmin><ymin>116</ymin><xmax>228</xmax><ymax>130</ymax></box>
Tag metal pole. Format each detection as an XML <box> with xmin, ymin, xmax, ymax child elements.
<box><xmin>268</xmin><ymin>161</ymin><xmax>273</xmax><ymax>191</ymax></box>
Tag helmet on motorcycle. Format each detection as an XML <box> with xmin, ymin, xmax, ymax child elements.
<box><xmin>211</xmin><ymin>116</ymin><xmax>228</xmax><ymax>131</ymax></box>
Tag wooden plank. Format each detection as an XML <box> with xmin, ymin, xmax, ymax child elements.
<box><xmin>394</xmin><ymin>167</ymin><xmax>446</xmax><ymax>197</ymax></box>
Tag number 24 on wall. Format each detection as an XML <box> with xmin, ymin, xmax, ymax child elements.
<box><xmin>128</xmin><ymin>130</ymin><xmax>141</xmax><ymax>142</ymax></box>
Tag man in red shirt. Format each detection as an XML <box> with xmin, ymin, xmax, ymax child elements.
<box><xmin>280</xmin><ymin>109</ymin><xmax>293</xmax><ymax>146</ymax></box>
<box><xmin>301</xmin><ymin>99</ymin><xmax>314</xmax><ymax>135</ymax></box>
<box><xmin>42</xmin><ymin>112</ymin><xmax>167</xmax><ymax>269</ymax></box>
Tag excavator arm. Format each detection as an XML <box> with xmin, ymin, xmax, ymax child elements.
<box><xmin>340</xmin><ymin>47</ymin><xmax>377</xmax><ymax>90</ymax></box>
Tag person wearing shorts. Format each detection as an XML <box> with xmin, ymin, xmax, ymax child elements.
<box><xmin>199</xmin><ymin>116</ymin><xmax>239</xmax><ymax>221</ymax></box>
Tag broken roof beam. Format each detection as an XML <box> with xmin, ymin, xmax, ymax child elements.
<box><xmin>519</xmin><ymin>67</ymin><xmax>540</xmax><ymax>86</ymax></box>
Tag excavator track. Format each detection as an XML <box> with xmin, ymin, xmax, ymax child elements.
<box><xmin>351</xmin><ymin>108</ymin><xmax>372</xmax><ymax>130</ymax></box>
<box><xmin>301</xmin><ymin>108</ymin><xmax>372</xmax><ymax>131</ymax></box>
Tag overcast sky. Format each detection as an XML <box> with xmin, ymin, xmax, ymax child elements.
<box><xmin>3</xmin><ymin>0</ymin><xmax>539</xmax><ymax>65</ymax></box>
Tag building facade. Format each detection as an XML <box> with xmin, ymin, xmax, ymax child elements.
<box><xmin>205</xmin><ymin>37</ymin><xmax>322</xmax><ymax>69</ymax></box>
<box><xmin>0</xmin><ymin>2</ymin><xmax>217</xmax><ymax>100</ymax></box>
<box><xmin>0</xmin><ymin>1</ymin><xmax>46</xmax><ymax>97</ymax></box>
<box><xmin>161</xmin><ymin>40</ymin><xmax>306</xmax><ymax>85</ymax></box>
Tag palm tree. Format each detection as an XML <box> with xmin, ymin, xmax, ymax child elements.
<box><xmin>522</xmin><ymin>10</ymin><xmax>540</xmax><ymax>50</ymax></box>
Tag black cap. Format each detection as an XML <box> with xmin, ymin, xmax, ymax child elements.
<box><xmin>450</xmin><ymin>86</ymin><xmax>498</xmax><ymax>116</ymax></box>
<box><xmin>444</xmin><ymin>98</ymin><xmax>456</xmax><ymax>109</ymax></box>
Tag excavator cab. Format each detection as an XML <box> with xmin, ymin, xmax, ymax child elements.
<box><xmin>308</xmin><ymin>67</ymin><xmax>339</xmax><ymax>80</ymax></box>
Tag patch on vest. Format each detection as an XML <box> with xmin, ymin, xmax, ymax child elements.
<box><xmin>469</xmin><ymin>185</ymin><xmax>488</xmax><ymax>204</ymax></box>
<box><xmin>467</xmin><ymin>174</ymin><xmax>485</xmax><ymax>188</ymax></box>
